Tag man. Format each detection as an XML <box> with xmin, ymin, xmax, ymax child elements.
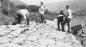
<box><xmin>57</xmin><ymin>9</ymin><xmax>65</xmax><ymax>31</ymax></box>
<box><xmin>62</xmin><ymin>5</ymin><xmax>72</xmax><ymax>33</ymax></box>
<box><xmin>39</xmin><ymin>2</ymin><xmax>46</xmax><ymax>24</ymax></box>
<box><xmin>16</xmin><ymin>9</ymin><xmax>29</xmax><ymax>25</ymax></box>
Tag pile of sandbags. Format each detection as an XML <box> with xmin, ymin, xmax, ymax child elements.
<box><xmin>0</xmin><ymin>21</ymin><xmax>83</xmax><ymax>47</ymax></box>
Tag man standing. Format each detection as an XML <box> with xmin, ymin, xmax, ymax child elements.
<box><xmin>57</xmin><ymin>9</ymin><xmax>65</xmax><ymax>31</ymax></box>
<box><xmin>39</xmin><ymin>2</ymin><xmax>46</xmax><ymax>24</ymax></box>
<box><xmin>16</xmin><ymin>9</ymin><xmax>29</xmax><ymax>25</ymax></box>
<box><xmin>62</xmin><ymin>5</ymin><xmax>72</xmax><ymax>33</ymax></box>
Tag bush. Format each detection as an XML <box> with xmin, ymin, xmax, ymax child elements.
<box><xmin>2</xmin><ymin>8</ymin><xmax>8</xmax><ymax>15</ymax></box>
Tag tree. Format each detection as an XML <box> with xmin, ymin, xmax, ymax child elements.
<box><xmin>0</xmin><ymin>0</ymin><xmax>16</xmax><ymax>16</ymax></box>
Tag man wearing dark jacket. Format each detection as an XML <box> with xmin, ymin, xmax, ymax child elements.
<box><xmin>57</xmin><ymin>10</ymin><xmax>65</xmax><ymax>30</ymax></box>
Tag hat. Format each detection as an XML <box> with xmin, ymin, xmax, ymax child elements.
<box><xmin>66</xmin><ymin>5</ymin><xmax>69</xmax><ymax>7</ymax></box>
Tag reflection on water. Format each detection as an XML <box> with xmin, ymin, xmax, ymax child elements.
<box><xmin>71</xmin><ymin>15</ymin><xmax>86</xmax><ymax>27</ymax></box>
<box><xmin>71</xmin><ymin>15</ymin><xmax>86</xmax><ymax>46</ymax></box>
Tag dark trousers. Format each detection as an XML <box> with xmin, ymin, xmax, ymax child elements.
<box><xmin>40</xmin><ymin>14</ymin><xmax>46</xmax><ymax>24</ymax></box>
<box><xmin>26</xmin><ymin>17</ymin><xmax>29</xmax><ymax>25</ymax></box>
<box><xmin>62</xmin><ymin>18</ymin><xmax>71</xmax><ymax>33</ymax></box>
<box><xmin>16</xmin><ymin>13</ymin><xmax>22</xmax><ymax>24</ymax></box>
<box><xmin>57</xmin><ymin>16</ymin><xmax>63</xmax><ymax>30</ymax></box>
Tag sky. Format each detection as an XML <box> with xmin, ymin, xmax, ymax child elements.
<box><xmin>19</xmin><ymin>0</ymin><xmax>68</xmax><ymax>6</ymax></box>
<box><xmin>10</xmin><ymin>0</ymin><xmax>86</xmax><ymax>12</ymax></box>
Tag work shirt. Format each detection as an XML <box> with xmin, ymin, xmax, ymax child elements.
<box><xmin>17</xmin><ymin>9</ymin><xmax>29</xmax><ymax>20</ymax></box>
<box><xmin>39</xmin><ymin>4</ymin><xmax>46</xmax><ymax>15</ymax></box>
<box><xmin>64</xmin><ymin>9</ymin><xmax>72</xmax><ymax>19</ymax></box>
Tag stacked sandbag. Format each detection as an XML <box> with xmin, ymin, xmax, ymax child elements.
<box><xmin>0</xmin><ymin>21</ymin><xmax>83</xmax><ymax>47</ymax></box>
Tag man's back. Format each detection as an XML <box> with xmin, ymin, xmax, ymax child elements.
<box><xmin>17</xmin><ymin>9</ymin><xmax>29</xmax><ymax>19</ymax></box>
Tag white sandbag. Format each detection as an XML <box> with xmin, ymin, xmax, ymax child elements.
<box><xmin>0</xmin><ymin>20</ymin><xmax>83</xmax><ymax>47</ymax></box>
<box><xmin>47</xmin><ymin>44</ymin><xmax>55</xmax><ymax>47</ymax></box>
<box><xmin>0</xmin><ymin>37</ymin><xmax>10</xmax><ymax>43</ymax></box>
<box><xmin>36</xmin><ymin>44</ymin><xmax>47</xmax><ymax>47</ymax></box>
<box><xmin>38</xmin><ymin>38</ymin><xmax>55</xmax><ymax>45</ymax></box>
<box><xmin>3</xmin><ymin>43</ymin><xmax>21</xmax><ymax>47</ymax></box>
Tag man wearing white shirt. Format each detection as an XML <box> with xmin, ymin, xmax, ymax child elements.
<box><xmin>39</xmin><ymin>2</ymin><xmax>45</xmax><ymax>15</ymax></box>
<box><xmin>16</xmin><ymin>9</ymin><xmax>29</xmax><ymax>25</ymax></box>
<box><xmin>62</xmin><ymin>5</ymin><xmax>72</xmax><ymax>33</ymax></box>
<box><xmin>39</xmin><ymin>2</ymin><xmax>46</xmax><ymax>23</ymax></box>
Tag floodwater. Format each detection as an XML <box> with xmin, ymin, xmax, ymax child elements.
<box><xmin>71</xmin><ymin>15</ymin><xmax>86</xmax><ymax>46</ymax></box>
